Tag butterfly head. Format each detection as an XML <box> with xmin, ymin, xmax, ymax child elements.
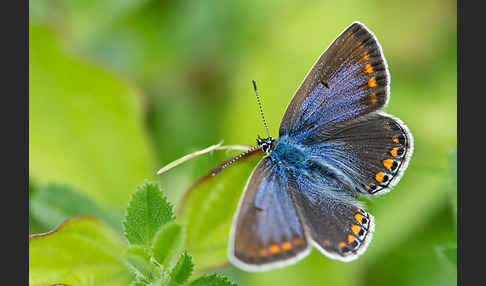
<box><xmin>256</xmin><ymin>136</ymin><xmax>276</xmax><ymax>154</ymax></box>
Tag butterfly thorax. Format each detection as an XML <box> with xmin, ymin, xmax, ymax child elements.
<box><xmin>268</xmin><ymin>136</ymin><xmax>309</xmax><ymax>170</ymax></box>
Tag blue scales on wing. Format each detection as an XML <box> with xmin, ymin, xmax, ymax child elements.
<box><xmin>279</xmin><ymin>22</ymin><xmax>390</xmax><ymax>139</ymax></box>
<box><xmin>229</xmin><ymin>157</ymin><xmax>310</xmax><ymax>271</ymax></box>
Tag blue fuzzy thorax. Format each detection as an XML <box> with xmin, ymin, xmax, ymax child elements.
<box><xmin>270</xmin><ymin>136</ymin><xmax>309</xmax><ymax>171</ymax></box>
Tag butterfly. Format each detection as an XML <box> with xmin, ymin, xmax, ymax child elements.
<box><xmin>200</xmin><ymin>22</ymin><xmax>413</xmax><ymax>271</ymax></box>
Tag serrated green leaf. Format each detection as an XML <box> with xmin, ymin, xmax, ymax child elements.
<box><xmin>30</xmin><ymin>183</ymin><xmax>121</xmax><ymax>232</ymax></box>
<box><xmin>179</xmin><ymin>149</ymin><xmax>263</xmax><ymax>271</ymax></box>
<box><xmin>123</xmin><ymin>245</ymin><xmax>159</xmax><ymax>284</ymax></box>
<box><xmin>29</xmin><ymin>216</ymin><xmax>131</xmax><ymax>286</ymax></box>
<box><xmin>169</xmin><ymin>251</ymin><xmax>194</xmax><ymax>285</ymax></box>
<box><xmin>123</xmin><ymin>182</ymin><xmax>175</xmax><ymax>247</ymax></box>
<box><xmin>188</xmin><ymin>274</ymin><xmax>237</xmax><ymax>286</ymax></box>
<box><xmin>29</xmin><ymin>22</ymin><xmax>155</xmax><ymax>211</ymax></box>
<box><xmin>152</xmin><ymin>222</ymin><xmax>185</xmax><ymax>267</ymax></box>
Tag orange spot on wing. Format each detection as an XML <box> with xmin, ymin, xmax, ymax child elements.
<box><xmin>390</xmin><ymin>147</ymin><xmax>399</xmax><ymax>157</ymax></box>
<box><xmin>368</xmin><ymin>77</ymin><xmax>377</xmax><ymax>88</ymax></box>
<box><xmin>370</xmin><ymin>92</ymin><xmax>377</xmax><ymax>104</ymax></box>
<box><xmin>259</xmin><ymin>248</ymin><xmax>268</xmax><ymax>256</ymax></box>
<box><xmin>355</xmin><ymin>214</ymin><xmax>365</xmax><ymax>223</ymax></box>
<box><xmin>293</xmin><ymin>237</ymin><xmax>303</xmax><ymax>245</ymax></box>
<box><xmin>338</xmin><ymin>241</ymin><xmax>347</xmax><ymax>248</ymax></box>
<box><xmin>282</xmin><ymin>241</ymin><xmax>292</xmax><ymax>251</ymax></box>
<box><xmin>269</xmin><ymin>244</ymin><xmax>280</xmax><ymax>254</ymax></box>
<box><xmin>363</xmin><ymin>52</ymin><xmax>370</xmax><ymax>61</ymax></box>
<box><xmin>351</xmin><ymin>224</ymin><xmax>361</xmax><ymax>234</ymax></box>
<box><xmin>348</xmin><ymin>235</ymin><xmax>356</xmax><ymax>243</ymax></box>
<box><xmin>364</xmin><ymin>64</ymin><xmax>374</xmax><ymax>74</ymax></box>
<box><xmin>392</xmin><ymin>136</ymin><xmax>399</xmax><ymax>144</ymax></box>
<box><xmin>375</xmin><ymin>171</ymin><xmax>386</xmax><ymax>182</ymax></box>
<box><xmin>383</xmin><ymin>159</ymin><xmax>394</xmax><ymax>170</ymax></box>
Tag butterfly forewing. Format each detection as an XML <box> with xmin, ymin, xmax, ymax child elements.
<box><xmin>278</xmin><ymin>21</ymin><xmax>412</xmax><ymax>195</ymax></box>
<box><xmin>229</xmin><ymin>157</ymin><xmax>310</xmax><ymax>271</ymax></box>
<box><xmin>279</xmin><ymin>22</ymin><xmax>389</xmax><ymax>138</ymax></box>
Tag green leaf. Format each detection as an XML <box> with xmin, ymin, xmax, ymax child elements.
<box><xmin>129</xmin><ymin>281</ymin><xmax>148</xmax><ymax>286</ymax></box>
<box><xmin>29</xmin><ymin>216</ymin><xmax>131</xmax><ymax>286</ymax></box>
<box><xmin>152</xmin><ymin>222</ymin><xmax>185</xmax><ymax>267</ymax></box>
<box><xmin>29</xmin><ymin>215</ymin><xmax>47</xmax><ymax>235</ymax></box>
<box><xmin>31</xmin><ymin>0</ymin><xmax>147</xmax><ymax>45</ymax></box>
<box><xmin>29</xmin><ymin>180</ymin><xmax>49</xmax><ymax>234</ymax></box>
<box><xmin>123</xmin><ymin>181</ymin><xmax>175</xmax><ymax>247</ymax></box>
<box><xmin>30</xmin><ymin>183</ymin><xmax>121</xmax><ymax>232</ymax></box>
<box><xmin>123</xmin><ymin>245</ymin><xmax>159</xmax><ymax>284</ymax></box>
<box><xmin>436</xmin><ymin>244</ymin><xmax>457</xmax><ymax>268</ymax></box>
<box><xmin>29</xmin><ymin>22</ymin><xmax>155</xmax><ymax>211</ymax></box>
<box><xmin>179</xmin><ymin>149</ymin><xmax>264</xmax><ymax>271</ymax></box>
<box><xmin>188</xmin><ymin>274</ymin><xmax>237</xmax><ymax>286</ymax></box>
<box><xmin>169</xmin><ymin>251</ymin><xmax>194</xmax><ymax>285</ymax></box>
<box><xmin>449</xmin><ymin>148</ymin><xmax>457</xmax><ymax>227</ymax></box>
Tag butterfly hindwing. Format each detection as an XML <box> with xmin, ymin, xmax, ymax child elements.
<box><xmin>279</xmin><ymin>22</ymin><xmax>389</xmax><ymax>138</ymax></box>
<box><xmin>291</xmin><ymin>182</ymin><xmax>374</xmax><ymax>261</ymax></box>
<box><xmin>229</xmin><ymin>157</ymin><xmax>310</xmax><ymax>271</ymax></box>
<box><xmin>298</xmin><ymin>112</ymin><xmax>413</xmax><ymax>195</ymax></box>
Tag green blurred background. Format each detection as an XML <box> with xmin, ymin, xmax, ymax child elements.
<box><xmin>29</xmin><ymin>0</ymin><xmax>456</xmax><ymax>285</ymax></box>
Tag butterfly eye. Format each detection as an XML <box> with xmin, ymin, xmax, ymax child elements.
<box><xmin>262</xmin><ymin>144</ymin><xmax>270</xmax><ymax>153</ymax></box>
<box><xmin>257</xmin><ymin>137</ymin><xmax>276</xmax><ymax>154</ymax></box>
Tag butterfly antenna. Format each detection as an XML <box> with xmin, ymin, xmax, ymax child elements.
<box><xmin>252</xmin><ymin>80</ymin><xmax>271</xmax><ymax>138</ymax></box>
